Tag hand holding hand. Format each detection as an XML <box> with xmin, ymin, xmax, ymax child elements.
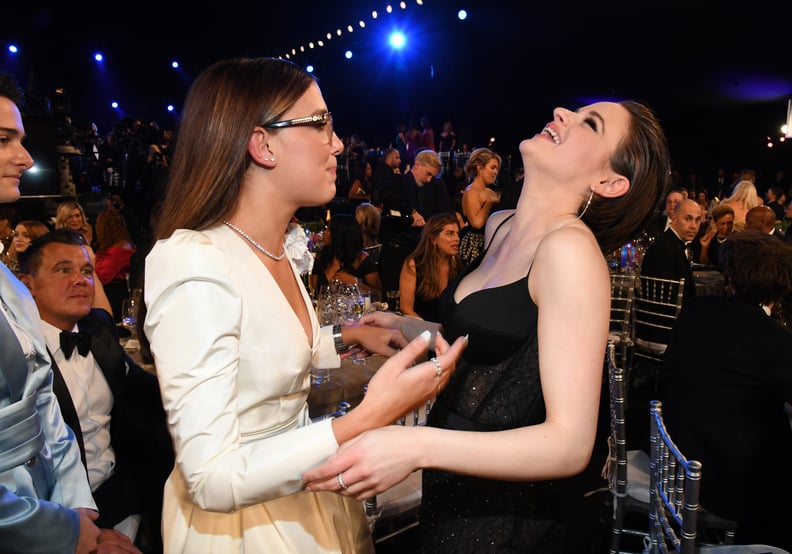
<box><xmin>358</xmin><ymin>311</ymin><xmax>440</xmax><ymax>342</ymax></box>
<box><xmin>342</xmin><ymin>322</ymin><xmax>408</xmax><ymax>357</ymax></box>
<box><xmin>74</xmin><ymin>507</ymin><xmax>101</xmax><ymax>554</ymax></box>
<box><xmin>358</xmin><ymin>330</ymin><xmax>466</xmax><ymax>426</ymax></box>
<box><xmin>330</xmin><ymin>330</ymin><xmax>467</xmax><ymax>444</ymax></box>
<box><xmin>96</xmin><ymin>528</ymin><xmax>143</xmax><ymax>554</ymax></box>
<box><xmin>304</xmin><ymin>425</ymin><xmax>420</xmax><ymax>499</ymax></box>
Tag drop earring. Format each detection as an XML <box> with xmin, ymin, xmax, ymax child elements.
<box><xmin>578</xmin><ymin>188</ymin><xmax>595</xmax><ymax>219</ymax></box>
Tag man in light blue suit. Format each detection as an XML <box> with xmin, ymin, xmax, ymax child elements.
<box><xmin>0</xmin><ymin>72</ymin><xmax>101</xmax><ymax>553</ymax></box>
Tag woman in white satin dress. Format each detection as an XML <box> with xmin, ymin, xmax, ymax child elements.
<box><xmin>143</xmin><ymin>58</ymin><xmax>467</xmax><ymax>553</ymax></box>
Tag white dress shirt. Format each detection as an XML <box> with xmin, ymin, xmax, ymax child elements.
<box><xmin>42</xmin><ymin>320</ymin><xmax>115</xmax><ymax>491</ymax></box>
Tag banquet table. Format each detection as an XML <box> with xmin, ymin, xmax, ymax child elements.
<box><xmin>693</xmin><ymin>269</ymin><xmax>726</xmax><ymax>297</ymax></box>
<box><xmin>308</xmin><ymin>353</ymin><xmax>387</xmax><ymax>419</ymax></box>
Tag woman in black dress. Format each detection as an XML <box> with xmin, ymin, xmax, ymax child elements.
<box><xmin>305</xmin><ymin>100</ymin><xmax>671</xmax><ymax>552</ymax></box>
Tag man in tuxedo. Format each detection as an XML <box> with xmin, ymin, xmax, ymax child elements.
<box><xmin>19</xmin><ymin>229</ymin><xmax>173</xmax><ymax>553</ymax></box>
<box><xmin>643</xmin><ymin>189</ymin><xmax>685</xmax><ymax>241</ymax></box>
<box><xmin>745</xmin><ymin>205</ymin><xmax>783</xmax><ymax>240</ymax></box>
<box><xmin>0</xmin><ymin>72</ymin><xmax>101</xmax><ymax>554</ymax></box>
<box><xmin>378</xmin><ymin>149</ymin><xmax>452</xmax><ymax>292</ymax></box>
<box><xmin>370</xmin><ymin>147</ymin><xmax>401</xmax><ymax>208</ymax></box>
<box><xmin>641</xmin><ymin>198</ymin><xmax>703</xmax><ymax>301</ymax></box>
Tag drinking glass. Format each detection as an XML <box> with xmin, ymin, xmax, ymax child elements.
<box><xmin>368</xmin><ymin>290</ymin><xmax>381</xmax><ymax>313</ymax></box>
<box><xmin>386</xmin><ymin>290</ymin><xmax>400</xmax><ymax>313</ymax></box>
<box><xmin>121</xmin><ymin>297</ymin><xmax>139</xmax><ymax>351</ymax></box>
<box><xmin>311</xmin><ymin>366</ymin><xmax>331</xmax><ymax>385</ymax></box>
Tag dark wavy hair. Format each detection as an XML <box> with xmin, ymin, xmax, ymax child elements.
<box><xmin>407</xmin><ymin>212</ymin><xmax>461</xmax><ymax>300</ymax></box>
<box><xmin>719</xmin><ymin>230</ymin><xmax>792</xmax><ymax>307</ymax></box>
<box><xmin>580</xmin><ymin>100</ymin><xmax>672</xmax><ymax>254</ymax></box>
<box><xmin>316</xmin><ymin>213</ymin><xmax>364</xmax><ymax>274</ymax></box>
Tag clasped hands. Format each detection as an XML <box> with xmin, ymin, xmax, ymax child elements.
<box><xmin>306</xmin><ymin>311</ymin><xmax>467</xmax><ymax>499</ymax></box>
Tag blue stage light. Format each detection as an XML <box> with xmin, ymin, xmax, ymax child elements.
<box><xmin>389</xmin><ymin>32</ymin><xmax>406</xmax><ymax>49</ymax></box>
<box><xmin>345</xmin><ymin>50</ymin><xmax>353</xmax><ymax>59</ymax></box>
<box><xmin>306</xmin><ymin>65</ymin><xmax>315</xmax><ymax>73</ymax></box>
<box><xmin>171</xmin><ymin>61</ymin><xmax>179</xmax><ymax>69</ymax></box>
<box><xmin>94</xmin><ymin>53</ymin><xmax>103</xmax><ymax>62</ymax></box>
<box><xmin>458</xmin><ymin>9</ymin><xmax>468</xmax><ymax>20</ymax></box>
<box><xmin>111</xmin><ymin>101</ymin><xmax>118</xmax><ymax>109</ymax></box>
<box><xmin>8</xmin><ymin>44</ymin><xmax>18</xmax><ymax>54</ymax></box>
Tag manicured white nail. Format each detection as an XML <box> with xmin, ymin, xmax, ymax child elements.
<box><xmin>419</xmin><ymin>330</ymin><xmax>431</xmax><ymax>343</ymax></box>
<box><xmin>463</xmin><ymin>334</ymin><xmax>469</xmax><ymax>343</ymax></box>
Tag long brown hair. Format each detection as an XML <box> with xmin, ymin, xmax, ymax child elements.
<box><xmin>580</xmin><ymin>100</ymin><xmax>672</xmax><ymax>254</ymax></box>
<box><xmin>407</xmin><ymin>212</ymin><xmax>461</xmax><ymax>300</ymax></box>
<box><xmin>153</xmin><ymin>58</ymin><xmax>316</xmax><ymax>239</ymax></box>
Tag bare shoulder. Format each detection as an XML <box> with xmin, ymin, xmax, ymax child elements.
<box><xmin>533</xmin><ymin>223</ymin><xmax>608</xmax><ymax>283</ymax></box>
<box><xmin>483</xmin><ymin>209</ymin><xmax>516</xmax><ymax>244</ymax></box>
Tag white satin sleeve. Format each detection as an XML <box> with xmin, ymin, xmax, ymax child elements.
<box><xmin>144</xmin><ymin>231</ymin><xmax>339</xmax><ymax>512</ymax></box>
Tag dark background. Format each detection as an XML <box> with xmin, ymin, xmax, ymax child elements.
<box><xmin>3</xmin><ymin>0</ymin><xmax>792</xmax><ymax>192</ymax></box>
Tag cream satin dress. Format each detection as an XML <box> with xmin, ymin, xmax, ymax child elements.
<box><xmin>144</xmin><ymin>225</ymin><xmax>372</xmax><ymax>553</ymax></box>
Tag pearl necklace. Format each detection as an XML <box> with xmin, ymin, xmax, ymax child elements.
<box><xmin>222</xmin><ymin>221</ymin><xmax>286</xmax><ymax>261</ymax></box>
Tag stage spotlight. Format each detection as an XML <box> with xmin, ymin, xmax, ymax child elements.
<box><xmin>458</xmin><ymin>9</ymin><xmax>468</xmax><ymax>20</ymax></box>
<box><xmin>386</xmin><ymin>5</ymin><xmax>393</xmax><ymax>13</ymax></box>
<box><xmin>306</xmin><ymin>65</ymin><xmax>315</xmax><ymax>73</ymax></box>
<box><xmin>345</xmin><ymin>50</ymin><xmax>353</xmax><ymax>60</ymax></box>
<box><xmin>111</xmin><ymin>101</ymin><xmax>119</xmax><ymax>109</ymax></box>
<box><xmin>167</xmin><ymin>105</ymin><xmax>175</xmax><ymax>112</ymax></box>
<box><xmin>8</xmin><ymin>44</ymin><xmax>18</xmax><ymax>54</ymax></box>
<box><xmin>94</xmin><ymin>52</ymin><xmax>103</xmax><ymax>62</ymax></box>
<box><xmin>389</xmin><ymin>31</ymin><xmax>406</xmax><ymax>49</ymax></box>
<box><xmin>171</xmin><ymin>61</ymin><xmax>179</xmax><ymax>69</ymax></box>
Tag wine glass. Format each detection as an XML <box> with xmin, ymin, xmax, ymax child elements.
<box><xmin>121</xmin><ymin>297</ymin><xmax>139</xmax><ymax>351</ymax></box>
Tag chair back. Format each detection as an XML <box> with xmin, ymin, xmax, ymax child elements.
<box><xmin>365</xmin><ymin>243</ymin><xmax>382</xmax><ymax>265</ymax></box>
<box><xmin>647</xmin><ymin>400</ymin><xmax>701</xmax><ymax>554</ymax></box>
<box><xmin>609</xmin><ymin>273</ymin><xmax>636</xmax><ymax>369</ymax></box>
<box><xmin>606</xmin><ymin>340</ymin><xmax>629</xmax><ymax>552</ymax></box>
<box><xmin>633</xmin><ymin>275</ymin><xmax>685</xmax><ymax>360</ymax></box>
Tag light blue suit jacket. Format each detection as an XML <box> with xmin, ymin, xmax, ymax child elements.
<box><xmin>0</xmin><ymin>263</ymin><xmax>96</xmax><ymax>553</ymax></box>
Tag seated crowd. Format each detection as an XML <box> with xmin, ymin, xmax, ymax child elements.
<box><xmin>2</xmin><ymin>65</ymin><xmax>792</xmax><ymax>553</ymax></box>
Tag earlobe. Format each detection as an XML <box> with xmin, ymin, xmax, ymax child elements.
<box><xmin>248</xmin><ymin>129</ymin><xmax>277</xmax><ymax>167</ymax></box>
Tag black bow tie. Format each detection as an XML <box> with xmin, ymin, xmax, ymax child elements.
<box><xmin>60</xmin><ymin>330</ymin><xmax>91</xmax><ymax>359</ymax></box>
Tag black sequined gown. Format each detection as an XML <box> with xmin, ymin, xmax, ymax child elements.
<box><xmin>420</xmin><ymin>215</ymin><xmax>568</xmax><ymax>553</ymax></box>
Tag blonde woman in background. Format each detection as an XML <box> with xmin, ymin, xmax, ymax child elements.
<box><xmin>54</xmin><ymin>200</ymin><xmax>113</xmax><ymax>315</ymax></box>
<box><xmin>721</xmin><ymin>179</ymin><xmax>761</xmax><ymax>231</ymax></box>
<box><xmin>355</xmin><ymin>201</ymin><xmax>381</xmax><ymax>249</ymax></box>
<box><xmin>55</xmin><ymin>199</ymin><xmax>94</xmax><ymax>244</ymax></box>
<box><xmin>459</xmin><ymin>147</ymin><xmax>502</xmax><ymax>265</ymax></box>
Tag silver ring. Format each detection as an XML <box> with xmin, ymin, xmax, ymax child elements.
<box><xmin>337</xmin><ymin>472</ymin><xmax>348</xmax><ymax>490</ymax></box>
<box><xmin>430</xmin><ymin>357</ymin><xmax>442</xmax><ymax>378</ymax></box>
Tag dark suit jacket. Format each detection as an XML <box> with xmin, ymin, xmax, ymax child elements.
<box><xmin>642</xmin><ymin>212</ymin><xmax>669</xmax><ymax>242</ymax></box>
<box><xmin>379</xmin><ymin>171</ymin><xmax>453</xmax><ymax>247</ymax></box>
<box><xmin>50</xmin><ymin>309</ymin><xmax>173</xmax><ymax>545</ymax></box>
<box><xmin>664</xmin><ymin>297</ymin><xmax>792</xmax><ymax>549</ymax></box>
<box><xmin>640</xmin><ymin>228</ymin><xmax>696</xmax><ymax>299</ymax></box>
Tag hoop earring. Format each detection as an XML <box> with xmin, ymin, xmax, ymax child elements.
<box><xmin>578</xmin><ymin>189</ymin><xmax>595</xmax><ymax>219</ymax></box>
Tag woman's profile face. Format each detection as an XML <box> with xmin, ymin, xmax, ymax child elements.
<box><xmin>266</xmin><ymin>83</ymin><xmax>344</xmax><ymax>208</ymax></box>
<box><xmin>480</xmin><ymin>159</ymin><xmax>500</xmax><ymax>186</ymax></box>
<box><xmin>520</xmin><ymin>101</ymin><xmax>630</xmax><ymax>189</ymax></box>
<box><xmin>365</xmin><ymin>163</ymin><xmax>372</xmax><ymax>178</ymax></box>
<box><xmin>432</xmin><ymin>223</ymin><xmax>460</xmax><ymax>257</ymax></box>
